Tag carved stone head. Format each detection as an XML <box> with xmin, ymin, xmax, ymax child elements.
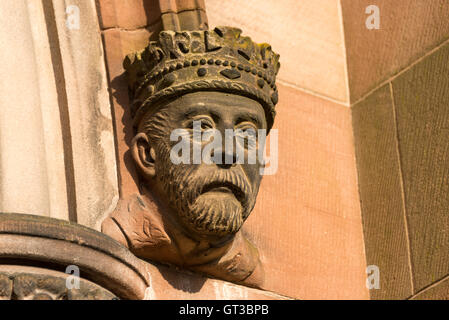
<box><xmin>106</xmin><ymin>27</ymin><xmax>280</xmax><ymax>285</ymax></box>
<box><xmin>133</xmin><ymin>91</ymin><xmax>266</xmax><ymax>241</ymax></box>
<box><xmin>125</xmin><ymin>27</ymin><xmax>279</xmax><ymax>241</ymax></box>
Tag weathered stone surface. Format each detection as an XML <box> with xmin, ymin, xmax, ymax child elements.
<box><xmin>102</xmin><ymin>26</ymin><xmax>162</xmax><ymax>197</ymax></box>
<box><xmin>0</xmin><ymin>0</ymin><xmax>68</xmax><ymax>219</ymax></box>
<box><xmin>158</xmin><ymin>0</ymin><xmax>208</xmax><ymax>30</ymax></box>
<box><xmin>207</xmin><ymin>0</ymin><xmax>349</xmax><ymax>103</ymax></box>
<box><xmin>350</xmin><ymin>12</ymin><xmax>449</xmax><ymax>299</ymax></box>
<box><xmin>161</xmin><ymin>10</ymin><xmax>208</xmax><ymax>31</ymax></box>
<box><xmin>411</xmin><ymin>276</ymin><xmax>449</xmax><ymax>300</ymax></box>
<box><xmin>0</xmin><ymin>0</ymin><xmax>120</xmax><ymax>229</ymax></box>
<box><xmin>0</xmin><ymin>266</ymin><xmax>115</xmax><ymax>300</ymax></box>
<box><xmin>352</xmin><ymin>85</ymin><xmax>413</xmax><ymax>299</ymax></box>
<box><xmin>142</xmin><ymin>261</ymin><xmax>290</xmax><ymax>300</ymax></box>
<box><xmin>392</xmin><ymin>42</ymin><xmax>449</xmax><ymax>293</ymax></box>
<box><xmin>97</xmin><ymin>0</ymin><xmax>162</xmax><ymax>30</ymax></box>
<box><xmin>341</xmin><ymin>0</ymin><xmax>449</xmax><ymax>102</ymax></box>
<box><xmin>0</xmin><ymin>274</ymin><xmax>12</xmax><ymax>300</ymax></box>
<box><xmin>50</xmin><ymin>0</ymin><xmax>119</xmax><ymax>229</ymax></box>
<box><xmin>158</xmin><ymin>0</ymin><xmax>206</xmax><ymax>14</ymax></box>
<box><xmin>0</xmin><ymin>213</ymin><xmax>149</xmax><ymax>299</ymax></box>
<box><xmin>246</xmin><ymin>84</ymin><xmax>368</xmax><ymax>299</ymax></box>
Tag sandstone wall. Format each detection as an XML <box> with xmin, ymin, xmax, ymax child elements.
<box><xmin>0</xmin><ymin>0</ymin><xmax>119</xmax><ymax>229</ymax></box>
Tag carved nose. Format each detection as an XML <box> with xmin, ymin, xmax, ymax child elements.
<box><xmin>212</xmin><ymin>149</ymin><xmax>237</xmax><ymax>168</ymax></box>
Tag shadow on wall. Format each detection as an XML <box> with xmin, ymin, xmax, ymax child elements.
<box><xmin>156</xmin><ymin>262</ymin><xmax>208</xmax><ymax>293</ymax></box>
<box><xmin>110</xmin><ymin>73</ymin><xmax>141</xmax><ymax>191</ymax></box>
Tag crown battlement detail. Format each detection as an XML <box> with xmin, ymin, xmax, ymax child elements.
<box><xmin>124</xmin><ymin>26</ymin><xmax>280</xmax><ymax>130</ymax></box>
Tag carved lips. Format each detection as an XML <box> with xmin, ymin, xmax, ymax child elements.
<box><xmin>200</xmin><ymin>180</ymin><xmax>246</xmax><ymax>205</ymax></box>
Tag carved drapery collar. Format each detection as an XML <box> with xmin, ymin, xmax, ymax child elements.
<box><xmin>102</xmin><ymin>192</ymin><xmax>264</xmax><ymax>287</ymax></box>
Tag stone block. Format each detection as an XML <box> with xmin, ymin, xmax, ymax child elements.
<box><xmin>341</xmin><ymin>0</ymin><xmax>449</xmax><ymax>102</ymax></box>
<box><xmin>97</xmin><ymin>0</ymin><xmax>161</xmax><ymax>29</ymax></box>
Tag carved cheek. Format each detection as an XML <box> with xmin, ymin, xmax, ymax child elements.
<box><xmin>241</xmin><ymin>162</ymin><xmax>262</xmax><ymax>188</ymax></box>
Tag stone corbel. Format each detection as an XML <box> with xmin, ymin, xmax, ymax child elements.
<box><xmin>100</xmin><ymin>1</ymin><xmax>280</xmax><ymax>288</ymax></box>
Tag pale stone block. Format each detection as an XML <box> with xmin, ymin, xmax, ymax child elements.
<box><xmin>206</xmin><ymin>0</ymin><xmax>349</xmax><ymax>104</ymax></box>
<box><xmin>0</xmin><ymin>0</ymin><xmax>67</xmax><ymax>218</ymax></box>
<box><xmin>28</xmin><ymin>0</ymin><xmax>70</xmax><ymax>221</ymax></box>
<box><xmin>51</xmin><ymin>0</ymin><xmax>119</xmax><ymax>229</ymax></box>
<box><xmin>0</xmin><ymin>0</ymin><xmax>119</xmax><ymax>228</ymax></box>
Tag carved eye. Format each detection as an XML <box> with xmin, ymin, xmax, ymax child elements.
<box><xmin>200</xmin><ymin>120</ymin><xmax>213</xmax><ymax>130</ymax></box>
<box><xmin>236</xmin><ymin>121</ymin><xmax>257</xmax><ymax>133</ymax></box>
<box><xmin>186</xmin><ymin>116</ymin><xmax>215</xmax><ymax>131</ymax></box>
<box><xmin>235</xmin><ymin>122</ymin><xmax>258</xmax><ymax>150</ymax></box>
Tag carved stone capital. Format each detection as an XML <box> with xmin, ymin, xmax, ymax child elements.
<box><xmin>0</xmin><ymin>266</ymin><xmax>116</xmax><ymax>300</ymax></box>
<box><xmin>0</xmin><ymin>213</ymin><xmax>149</xmax><ymax>300</ymax></box>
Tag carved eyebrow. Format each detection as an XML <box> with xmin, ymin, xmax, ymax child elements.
<box><xmin>182</xmin><ymin>105</ymin><xmax>263</xmax><ymax>127</ymax></box>
<box><xmin>182</xmin><ymin>106</ymin><xmax>223</xmax><ymax>124</ymax></box>
<box><xmin>183</xmin><ymin>105</ymin><xmax>209</xmax><ymax>118</ymax></box>
<box><xmin>235</xmin><ymin>114</ymin><xmax>263</xmax><ymax>128</ymax></box>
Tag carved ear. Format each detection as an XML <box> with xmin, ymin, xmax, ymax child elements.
<box><xmin>131</xmin><ymin>132</ymin><xmax>157</xmax><ymax>179</ymax></box>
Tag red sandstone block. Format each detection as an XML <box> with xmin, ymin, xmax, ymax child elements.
<box><xmin>102</xmin><ymin>28</ymin><xmax>156</xmax><ymax>77</ymax></box>
<box><xmin>144</xmin><ymin>261</ymin><xmax>290</xmax><ymax>300</ymax></box>
<box><xmin>102</xmin><ymin>27</ymin><xmax>160</xmax><ymax>196</ymax></box>
<box><xmin>159</xmin><ymin>0</ymin><xmax>206</xmax><ymax>14</ymax></box>
<box><xmin>97</xmin><ymin>0</ymin><xmax>161</xmax><ymax>29</ymax></box>
<box><xmin>246</xmin><ymin>84</ymin><xmax>369</xmax><ymax>299</ymax></box>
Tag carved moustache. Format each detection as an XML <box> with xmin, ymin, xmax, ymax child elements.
<box><xmin>182</xmin><ymin>169</ymin><xmax>252</xmax><ymax>235</ymax></box>
<box><xmin>182</xmin><ymin>168</ymin><xmax>252</xmax><ymax>212</ymax></box>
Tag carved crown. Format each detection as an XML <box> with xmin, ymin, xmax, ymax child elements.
<box><xmin>124</xmin><ymin>26</ymin><xmax>280</xmax><ymax>130</ymax></box>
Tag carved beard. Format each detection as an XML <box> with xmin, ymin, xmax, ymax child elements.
<box><xmin>155</xmin><ymin>142</ymin><xmax>256</xmax><ymax>237</ymax></box>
